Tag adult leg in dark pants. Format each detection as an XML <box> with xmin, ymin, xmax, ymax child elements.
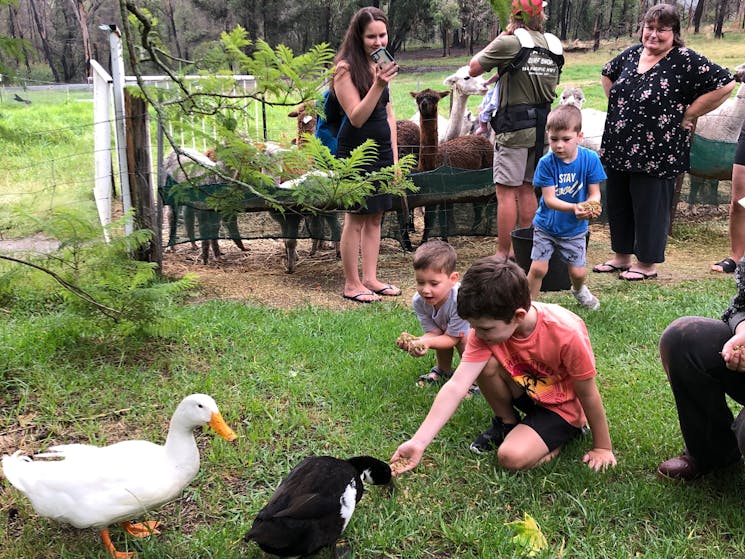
<box><xmin>658</xmin><ymin>316</ymin><xmax>745</xmax><ymax>480</ymax></box>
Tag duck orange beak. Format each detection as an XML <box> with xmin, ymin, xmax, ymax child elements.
<box><xmin>209</xmin><ymin>412</ymin><xmax>237</xmax><ymax>441</ymax></box>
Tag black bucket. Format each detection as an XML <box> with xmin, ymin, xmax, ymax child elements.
<box><xmin>511</xmin><ymin>227</ymin><xmax>572</xmax><ymax>292</ymax></box>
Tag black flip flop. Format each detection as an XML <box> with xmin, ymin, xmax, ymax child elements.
<box><xmin>712</xmin><ymin>257</ymin><xmax>737</xmax><ymax>273</ymax></box>
<box><xmin>342</xmin><ymin>291</ymin><xmax>380</xmax><ymax>303</ymax></box>
<box><xmin>592</xmin><ymin>261</ymin><xmax>631</xmax><ymax>273</ymax></box>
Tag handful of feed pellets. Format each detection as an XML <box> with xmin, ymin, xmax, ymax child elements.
<box><xmin>396</xmin><ymin>332</ymin><xmax>426</xmax><ymax>355</ymax></box>
<box><xmin>578</xmin><ymin>200</ymin><xmax>602</xmax><ymax>219</ymax></box>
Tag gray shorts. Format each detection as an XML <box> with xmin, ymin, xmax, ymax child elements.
<box><xmin>530</xmin><ymin>227</ymin><xmax>588</xmax><ymax>267</ymax></box>
<box><xmin>493</xmin><ymin>144</ymin><xmax>540</xmax><ymax>186</ymax></box>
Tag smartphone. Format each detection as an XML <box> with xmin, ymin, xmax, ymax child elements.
<box><xmin>371</xmin><ymin>47</ymin><xmax>395</xmax><ymax>69</ymax></box>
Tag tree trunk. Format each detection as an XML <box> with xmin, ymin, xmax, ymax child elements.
<box><xmin>68</xmin><ymin>0</ymin><xmax>92</xmax><ymax>78</ymax></box>
<box><xmin>714</xmin><ymin>0</ymin><xmax>727</xmax><ymax>37</ymax></box>
<box><xmin>559</xmin><ymin>0</ymin><xmax>571</xmax><ymax>40</ymax></box>
<box><xmin>7</xmin><ymin>5</ymin><xmax>32</xmax><ymax>73</ymax></box>
<box><xmin>163</xmin><ymin>0</ymin><xmax>183</xmax><ymax>59</ymax></box>
<box><xmin>693</xmin><ymin>0</ymin><xmax>705</xmax><ymax>34</ymax></box>
<box><xmin>28</xmin><ymin>0</ymin><xmax>60</xmax><ymax>82</ymax></box>
<box><xmin>125</xmin><ymin>90</ymin><xmax>161</xmax><ymax>268</ymax></box>
<box><xmin>593</xmin><ymin>12</ymin><xmax>601</xmax><ymax>51</ymax></box>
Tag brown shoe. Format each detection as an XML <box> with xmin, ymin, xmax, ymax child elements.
<box><xmin>657</xmin><ymin>452</ymin><xmax>703</xmax><ymax>481</ymax></box>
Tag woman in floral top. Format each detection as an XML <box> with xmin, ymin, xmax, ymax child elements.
<box><xmin>593</xmin><ymin>4</ymin><xmax>734</xmax><ymax>281</ymax></box>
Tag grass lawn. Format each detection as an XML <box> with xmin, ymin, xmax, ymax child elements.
<box><xmin>2</xmin><ymin>275</ymin><xmax>745</xmax><ymax>558</ymax></box>
<box><xmin>1</xmin><ymin>28</ymin><xmax>745</xmax><ymax>559</ymax></box>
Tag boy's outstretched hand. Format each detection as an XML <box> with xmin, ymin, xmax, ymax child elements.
<box><xmin>390</xmin><ymin>440</ymin><xmax>426</xmax><ymax>476</ymax></box>
<box><xmin>396</xmin><ymin>332</ymin><xmax>427</xmax><ymax>357</ymax></box>
<box><xmin>582</xmin><ymin>448</ymin><xmax>617</xmax><ymax>471</ymax></box>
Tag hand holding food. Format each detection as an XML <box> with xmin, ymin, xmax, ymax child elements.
<box><xmin>722</xmin><ymin>342</ymin><xmax>745</xmax><ymax>372</ymax></box>
<box><xmin>396</xmin><ymin>332</ymin><xmax>416</xmax><ymax>351</ymax></box>
<box><xmin>577</xmin><ymin>200</ymin><xmax>602</xmax><ymax>219</ymax></box>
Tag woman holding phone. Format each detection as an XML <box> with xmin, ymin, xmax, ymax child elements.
<box><xmin>333</xmin><ymin>6</ymin><xmax>401</xmax><ymax>304</ymax></box>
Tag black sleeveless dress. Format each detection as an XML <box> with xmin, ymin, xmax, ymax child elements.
<box><xmin>336</xmin><ymin>86</ymin><xmax>395</xmax><ymax>214</ymax></box>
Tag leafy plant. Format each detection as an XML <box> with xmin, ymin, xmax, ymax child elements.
<box><xmin>121</xmin><ymin>9</ymin><xmax>416</xmax><ymax>216</ymax></box>
<box><xmin>0</xmin><ymin>209</ymin><xmax>197</xmax><ymax>334</ymax></box>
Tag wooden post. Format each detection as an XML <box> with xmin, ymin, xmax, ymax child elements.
<box><xmin>125</xmin><ymin>89</ymin><xmax>162</xmax><ymax>270</ymax></box>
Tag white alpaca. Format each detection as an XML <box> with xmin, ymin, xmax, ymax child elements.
<box><xmin>442</xmin><ymin>66</ymin><xmax>488</xmax><ymax>141</ymax></box>
<box><xmin>558</xmin><ymin>86</ymin><xmax>606</xmax><ymax>153</ymax></box>
<box><xmin>694</xmin><ymin>62</ymin><xmax>745</xmax><ymax>143</ymax></box>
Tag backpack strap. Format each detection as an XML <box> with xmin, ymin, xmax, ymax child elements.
<box><xmin>491</xmin><ymin>29</ymin><xmax>563</xmax><ymax>168</ymax></box>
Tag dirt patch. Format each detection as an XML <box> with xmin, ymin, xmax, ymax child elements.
<box><xmin>160</xmin><ymin>205</ymin><xmax>731</xmax><ymax>311</ymax></box>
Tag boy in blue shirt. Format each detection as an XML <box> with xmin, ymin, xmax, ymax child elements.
<box><xmin>530</xmin><ymin>104</ymin><xmax>606</xmax><ymax>310</ymax></box>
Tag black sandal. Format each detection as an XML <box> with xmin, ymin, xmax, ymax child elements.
<box><xmin>416</xmin><ymin>366</ymin><xmax>452</xmax><ymax>386</ymax></box>
<box><xmin>711</xmin><ymin>257</ymin><xmax>737</xmax><ymax>273</ymax></box>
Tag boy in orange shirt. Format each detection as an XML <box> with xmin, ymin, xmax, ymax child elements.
<box><xmin>391</xmin><ymin>256</ymin><xmax>616</xmax><ymax>473</ymax></box>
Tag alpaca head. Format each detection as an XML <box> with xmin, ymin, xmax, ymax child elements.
<box><xmin>734</xmin><ymin>62</ymin><xmax>745</xmax><ymax>83</ymax></box>
<box><xmin>443</xmin><ymin>66</ymin><xmax>488</xmax><ymax>97</ymax></box>
<box><xmin>559</xmin><ymin>87</ymin><xmax>586</xmax><ymax>109</ymax></box>
<box><xmin>410</xmin><ymin>89</ymin><xmax>450</xmax><ymax>120</ymax></box>
<box><xmin>288</xmin><ymin>102</ymin><xmax>317</xmax><ymax>146</ymax></box>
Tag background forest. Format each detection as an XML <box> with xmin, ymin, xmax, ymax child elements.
<box><xmin>0</xmin><ymin>0</ymin><xmax>744</xmax><ymax>85</ymax></box>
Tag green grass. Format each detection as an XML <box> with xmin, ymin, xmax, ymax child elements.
<box><xmin>2</xmin><ymin>272</ymin><xmax>745</xmax><ymax>558</ymax></box>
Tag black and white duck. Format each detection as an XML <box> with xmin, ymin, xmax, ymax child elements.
<box><xmin>244</xmin><ymin>455</ymin><xmax>392</xmax><ymax>558</ymax></box>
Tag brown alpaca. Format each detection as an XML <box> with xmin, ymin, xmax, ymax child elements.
<box><xmin>287</xmin><ymin>103</ymin><xmax>317</xmax><ymax>146</ymax></box>
<box><xmin>396</xmin><ymin>119</ymin><xmax>421</xmax><ymax>251</ymax></box>
<box><xmin>411</xmin><ymin>89</ymin><xmax>493</xmax><ymax>242</ymax></box>
<box><xmin>410</xmin><ymin>89</ymin><xmax>492</xmax><ymax>171</ymax></box>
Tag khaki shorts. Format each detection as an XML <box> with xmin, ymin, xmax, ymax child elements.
<box><xmin>493</xmin><ymin>144</ymin><xmax>541</xmax><ymax>187</ymax></box>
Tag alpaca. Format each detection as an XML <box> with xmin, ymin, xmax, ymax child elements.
<box><xmin>287</xmin><ymin>102</ymin><xmax>317</xmax><ymax>145</ymax></box>
<box><xmin>285</xmin><ymin>104</ymin><xmax>341</xmax><ymax>265</ymax></box>
<box><xmin>693</xmin><ymin>63</ymin><xmax>745</xmax><ymax>147</ymax></box>
<box><xmin>442</xmin><ymin>66</ymin><xmax>488</xmax><ymax>141</ymax></box>
<box><xmin>559</xmin><ymin>86</ymin><xmax>585</xmax><ymax>108</ymax></box>
<box><xmin>396</xmin><ymin>119</ymin><xmax>421</xmax><ymax>251</ymax></box>
<box><xmin>409</xmin><ymin>111</ymin><xmax>449</xmax><ymax>143</ymax></box>
<box><xmin>684</xmin><ymin>63</ymin><xmax>745</xmax><ymax>202</ymax></box>
<box><xmin>411</xmin><ymin>88</ymin><xmax>494</xmax><ymax>242</ymax></box>
<box><xmin>411</xmin><ymin>89</ymin><xmax>493</xmax><ymax>171</ymax></box>
<box><xmin>558</xmin><ymin>86</ymin><xmax>606</xmax><ymax>153</ymax></box>
<box><xmin>162</xmin><ymin>148</ymin><xmax>247</xmax><ymax>264</ymax></box>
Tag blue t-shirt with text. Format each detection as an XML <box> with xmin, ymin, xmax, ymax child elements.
<box><xmin>532</xmin><ymin>146</ymin><xmax>606</xmax><ymax>238</ymax></box>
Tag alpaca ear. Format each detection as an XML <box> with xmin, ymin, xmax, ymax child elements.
<box><xmin>410</xmin><ymin>91</ymin><xmax>418</xmax><ymax>98</ymax></box>
<box><xmin>288</xmin><ymin>110</ymin><xmax>299</xmax><ymax>117</ymax></box>
<box><xmin>439</xmin><ymin>90</ymin><xmax>450</xmax><ymax>99</ymax></box>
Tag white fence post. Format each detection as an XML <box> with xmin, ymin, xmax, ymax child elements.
<box><xmin>106</xmin><ymin>25</ymin><xmax>133</xmax><ymax>236</ymax></box>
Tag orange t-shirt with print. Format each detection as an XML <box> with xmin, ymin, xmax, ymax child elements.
<box><xmin>461</xmin><ymin>302</ymin><xmax>596</xmax><ymax>427</ymax></box>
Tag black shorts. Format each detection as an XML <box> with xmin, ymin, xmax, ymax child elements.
<box><xmin>514</xmin><ymin>394</ymin><xmax>585</xmax><ymax>451</ymax></box>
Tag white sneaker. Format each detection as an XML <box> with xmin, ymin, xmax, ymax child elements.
<box><xmin>571</xmin><ymin>285</ymin><xmax>600</xmax><ymax>310</ymax></box>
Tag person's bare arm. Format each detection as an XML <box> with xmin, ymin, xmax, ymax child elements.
<box><xmin>574</xmin><ymin>378</ymin><xmax>617</xmax><ymax>471</ymax></box>
<box><xmin>681</xmin><ymin>80</ymin><xmax>736</xmax><ymax>131</ymax></box>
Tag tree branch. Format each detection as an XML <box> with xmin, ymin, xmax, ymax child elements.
<box><xmin>0</xmin><ymin>254</ymin><xmax>121</xmax><ymax>320</ymax></box>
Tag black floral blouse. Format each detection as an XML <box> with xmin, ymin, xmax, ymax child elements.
<box><xmin>599</xmin><ymin>45</ymin><xmax>732</xmax><ymax>179</ymax></box>
<box><xmin>722</xmin><ymin>258</ymin><xmax>745</xmax><ymax>332</ymax></box>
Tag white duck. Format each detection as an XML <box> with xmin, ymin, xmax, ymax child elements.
<box><xmin>1</xmin><ymin>393</ymin><xmax>237</xmax><ymax>559</ymax></box>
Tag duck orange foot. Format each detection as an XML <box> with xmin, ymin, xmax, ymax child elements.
<box><xmin>99</xmin><ymin>528</ymin><xmax>135</xmax><ymax>559</ymax></box>
<box><xmin>121</xmin><ymin>520</ymin><xmax>161</xmax><ymax>537</ymax></box>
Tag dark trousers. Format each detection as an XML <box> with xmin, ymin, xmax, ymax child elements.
<box><xmin>659</xmin><ymin>316</ymin><xmax>745</xmax><ymax>470</ymax></box>
<box><xmin>605</xmin><ymin>169</ymin><xmax>674</xmax><ymax>264</ymax></box>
